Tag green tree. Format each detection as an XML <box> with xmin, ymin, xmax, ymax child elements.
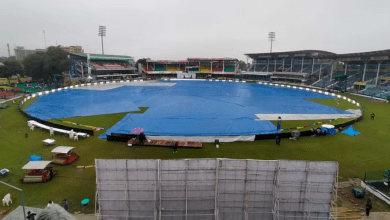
<box><xmin>23</xmin><ymin>51</ymin><xmax>45</xmax><ymax>80</ymax></box>
<box><xmin>0</xmin><ymin>65</ymin><xmax>9</xmax><ymax>78</ymax></box>
<box><xmin>1</xmin><ymin>60</ymin><xmax>24</xmax><ymax>78</ymax></box>
<box><xmin>23</xmin><ymin>46</ymin><xmax>71</xmax><ymax>82</ymax></box>
<box><xmin>239</xmin><ymin>60</ymin><xmax>247</xmax><ymax>71</ymax></box>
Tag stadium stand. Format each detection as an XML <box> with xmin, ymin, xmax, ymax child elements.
<box><xmin>167</xmin><ymin>64</ymin><xmax>179</xmax><ymax>71</ymax></box>
<box><xmin>144</xmin><ymin>58</ymin><xmax>238</xmax><ymax>79</ymax></box>
<box><xmin>69</xmin><ymin>53</ymin><xmax>137</xmax><ymax>80</ymax></box>
<box><xmin>200</xmin><ymin>63</ymin><xmax>211</xmax><ymax>73</ymax></box>
<box><xmin>154</xmin><ymin>64</ymin><xmax>167</xmax><ymax>71</ymax></box>
<box><xmin>224</xmin><ymin>66</ymin><xmax>236</xmax><ymax>72</ymax></box>
<box><xmin>212</xmin><ymin>63</ymin><xmax>223</xmax><ymax>72</ymax></box>
<box><xmin>245</xmin><ymin>49</ymin><xmax>390</xmax><ymax>91</ymax></box>
<box><xmin>0</xmin><ymin>91</ymin><xmax>16</xmax><ymax>98</ymax></box>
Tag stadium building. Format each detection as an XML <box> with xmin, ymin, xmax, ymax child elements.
<box><xmin>14</xmin><ymin>46</ymin><xmax>46</xmax><ymax>61</ymax></box>
<box><xmin>245</xmin><ymin>49</ymin><xmax>390</xmax><ymax>93</ymax></box>
<box><xmin>143</xmin><ymin>58</ymin><xmax>239</xmax><ymax>79</ymax></box>
<box><xmin>59</xmin><ymin>45</ymin><xmax>84</xmax><ymax>53</ymax></box>
<box><xmin>69</xmin><ymin>53</ymin><xmax>137</xmax><ymax>80</ymax></box>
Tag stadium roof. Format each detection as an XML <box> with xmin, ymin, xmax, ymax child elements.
<box><xmin>246</xmin><ymin>49</ymin><xmax>390</xmax><ymax>60</ymax></box>
<box><xmin>188</xmin><ymin>57</ymin><xmax>238</xmax><ymax>61</ymax></box>
<box><xmin>245</xmin><ymin>50</ymin><xmax>336</xmax><ymax>59</ymax></box>
<box><xmin>328</xmin><ymin>49</ymin><xmax>390</xmax><ymax>59</ymax></box>
<box><xmin>71</xmin><ymin>53</ymin><xmax>134</xmax><ymax>61</ymax></box>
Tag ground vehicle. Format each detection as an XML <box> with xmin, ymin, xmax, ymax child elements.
<box><xmin>20</xmin><ymin>161</ymin><xmax>57</xmax><ymax>183</ymax></box>
<box><xmin>51</xmin><ymin>146</ymin><xmax>79</xmax><ymax>165</ymax></box>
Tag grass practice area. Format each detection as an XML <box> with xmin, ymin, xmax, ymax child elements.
<box><xmin>0</xmin><ymin>93</ymin><xmax>389</xmax><ymax>214</ymax></box>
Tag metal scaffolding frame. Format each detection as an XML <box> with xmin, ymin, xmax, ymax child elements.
<box><xmin>95</xmin><ymin>159</ymin><xmax>338</xmax><ymax>220</ymax></box>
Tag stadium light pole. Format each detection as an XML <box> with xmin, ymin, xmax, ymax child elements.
<box><xmin>98</xmin><ymin>26</ymin><xmax>106</xmax><ymax>55</ymax></box>
<box><xmin>43</xmin><ymin>30</ymin><xmax>47</xmax><ymax>48</ymax></box>
<box><xmin>268</xmin><ymin>32</ymin><xmax>275</xmax><ymax>53</ymax></box>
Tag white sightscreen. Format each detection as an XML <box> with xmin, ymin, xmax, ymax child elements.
<box><xmin>95</xmin><ymin>159</ymin><xmax>338</xmax><ymax>220</ymax></box>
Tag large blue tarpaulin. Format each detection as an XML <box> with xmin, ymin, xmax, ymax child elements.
<box><xmin>25</xmin><ymin>81</ymin><xmax>350</xmax><ymax>137</ymax></box>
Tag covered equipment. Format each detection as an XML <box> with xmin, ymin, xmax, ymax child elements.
<box><xmin>51</xmin><ymin>146</ymin><xmax>79</xmax><ymax>165</ymax></box>
<box><xmin>0</xmin><ymin>168</ymin><xmax>9</xmax><ymax>177</ymax></box>
<box><xmin>29</xmin><ymin>155</ymin><xmax>43</xmax><ymax>161</ymax></box>
<box><xmin>321</xmin><ymin>124</ymin><xmax>336</xmax><ymax>135</ymax></box>
<box><xmin>20</xmin><ymin>161</ymin><xmax>57</xmax><ymax>183</ymax></box>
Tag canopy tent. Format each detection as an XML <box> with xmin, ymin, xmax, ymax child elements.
<box><xmin>43</xmin><ymin>139</ymin><xmax>55</xmax><ymax>145</ymax></box>
<box><xmin>22</xmin><ymin>161</ymin><xmax>51</xmax><ymax>170</ymax></box>
<box><xmin>51</xmin><ymin>146</ymin><xmax>75</xmax><ymax>154</ymax></box>
<box><xmin>29</xmin><ymin>155</ymin><xmax>43</xmax><ymax>161</ymax></box>
<box><xmin>342</xmin><ymin>125</ymin><xmax>360</xmax><ymax>136</ymax></box>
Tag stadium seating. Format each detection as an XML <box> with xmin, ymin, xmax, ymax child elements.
<box><xmin>200</xmin><ymin>64</ymin><xmax>211</xmax><ymax>73</ymax></box>
<box><xmin>212</xmin><ymin>64</ymin><xmax>223</xmax><ymax>72</ymax></box>
<box><xmin>167</xmin><ymin>65</ymin><xmax>179</xmax><ymax>71</ymax></box>
<box><xmin>188</xmin><ymin>68</ymin><xmax>199</xmax><ymax>72</ymax></box>
<box><xmin>144</xmin><ymin>66</ymin><xmax>154</xmax><ymax>71</ymax></box>
<box><xmin>154</xmin><ymin>64</ymin><xmax>167</xmax><ymax>71</ymax></box>
<box><xmin>104</xmin><ymin>65</ymin><xmax>125</xmax><ymax>69</ymax></box>
<box><xmin>224</xmin><ymin>66</ymin><xmax>235</xmax><ymax>72</ymax></box>
<box><xmin>0</xmin><ymin>91</ymin><xmax>16</xmax><ymax>98</ymax></box>
<box><xmin>93</xmin><ymin>65</ymin><xmax>105</xmax><ymax>69</ymax></box>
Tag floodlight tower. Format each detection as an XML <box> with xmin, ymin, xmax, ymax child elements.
<box><xmin>268</xmin><ymin>32</ymin><xmax>275</xmax><ymax>53</ymax></box>
<box><xmin>7</xmin><ymin>43</ymin><xmax>10</xmax><ymax>58</ymax></box>
<box><xmin>98</xmin><ymin>26</ymin><xmax>106</xmax><ymax>54</ymax></box>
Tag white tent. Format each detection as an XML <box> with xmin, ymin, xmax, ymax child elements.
<box><xmin>43</xmin><ymin>139</ymin><xmax>55</xmax><ymax>145</ymax></box>
<box><xmin>51</xmin><ymin>146</ymin><xmax>74</xmax><ymax>154</ymax></box>
<box><xmin>22</xmin><ymin>161</ymin><xmax>52</xmax><ymax>170</ymax></box>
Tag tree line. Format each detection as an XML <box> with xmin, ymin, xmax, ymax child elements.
<box><xmin>0</xmin><ymin>46</ymin><xmax>71</xmax><ymax>83</ymax></box>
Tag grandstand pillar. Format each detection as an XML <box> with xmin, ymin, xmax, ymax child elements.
<box><xmin>319</xmin><ymin>64</ymin><xmax>322</xmax><ymax>79</ymax></box>
<box><xmin>223</xmin><ymin>61</ymin><xmax>225</xmax><ymax>73</ymax></box>
<box><xmin>274</xmin><ymin>59</ymin><xmax>277</xmax><ymax>72</ymax></box>
<box><xmin>282</xmin><ymin>59</ymin><xmax>285</xmax><ymax>72</ymax></box>
<box><xmin>267</xmin><ymin>59</ymin><xmax>269</xmax><ymax>73</ymax></box>
<box><xmin>362</xmin><ymin>63</ymin><xmax>367</xmax><ymax>82</ymax></box>
<box><xmin>344</xmin><ymin>62</ymin><xmax>348</xmax><ymax>75</ymax></box>
<box><xmin>291</xmin><ymin>58</ymin><xmax>293</xmax><ymax>71</ymax></box>
<box><xmin>87</xmin><ymin>53</ymin><xmax>91</xmax><ymax>75</ymax></box>
<box><xmin>301</xmin><ymin>57</ymin><xmax>304</xmax><ymax>73</ymax></box>
<box><xmin>210</xmin><ymin>61</ymin><xmax>213</xmax><ymax>72</ymax></box>
<box><xmin>375</xmin><ymin>61</ymin><xmax>382</xmax><ymax>86</ymax></box>
<box><xmin>311</xmin><ymin>58</ymin><xmax>315</xmax><ymax>74</ymax></box>
<box><xmin>330</xmin><ymin>62</ymin><xmax>334</xmax><ymax>81</ymax></box>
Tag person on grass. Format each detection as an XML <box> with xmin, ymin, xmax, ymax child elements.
<box><xmin>366</xmin><ymin>198</ymin><xmax>372</xmax><ymax>217</ymax></box>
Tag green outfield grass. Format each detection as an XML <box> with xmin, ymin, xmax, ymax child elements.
<box><xmin>0</xmin><ymin>93</ymin><xmax>389</xmax><ymax>214</ymax></box>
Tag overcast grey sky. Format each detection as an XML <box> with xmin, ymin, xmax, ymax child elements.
<box><xmin>1</xmin><ymin>0</ymin><xmax>390</xmax><ymax>61</ymax></box>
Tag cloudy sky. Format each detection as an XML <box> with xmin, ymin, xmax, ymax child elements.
<box><xmin>1</xmin><ymin>0</ymin><xmax>389</xmax><ymax>61</ymax></box>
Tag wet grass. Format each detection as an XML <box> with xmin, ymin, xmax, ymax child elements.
<box><xmin>0</xmin><ymin>94</ymin><xmax>389</xmax><ymax>214</ymax></box>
